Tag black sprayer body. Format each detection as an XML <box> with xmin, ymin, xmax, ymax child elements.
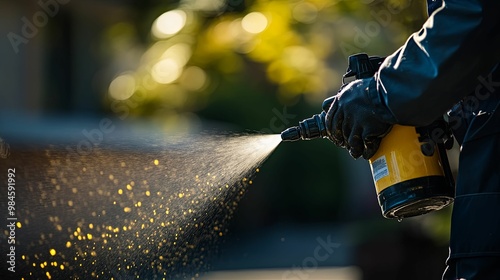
<box><xmin>280</xmin><ymin>112</ymin><xmax>327</xmax><ymax>141</ymax></box>
<box><xmin>281</xmin><ymin>53</ymin><xmax>455</xmax><ymax>219</ymax></box>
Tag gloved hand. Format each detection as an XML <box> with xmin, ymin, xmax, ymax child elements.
<box><xmin>324</xmin><ymin>77</ymin><xmax>395</xmax><ymax>159</ymax></box>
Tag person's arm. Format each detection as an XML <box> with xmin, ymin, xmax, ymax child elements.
<box><xmin>372</xmin><ymin>0</ymin><xmax>500</xmax><ymax>126</ymax></box>
<box><xmin>325</xmin><ymin>0</ymin><xmax>500</xmax><ymax>159</ymax></box>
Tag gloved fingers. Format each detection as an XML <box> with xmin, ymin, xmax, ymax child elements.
<box><xmin>362</xmin><ymin>137</ymin><xmax>382</xmax><ymax>160</ymax></box>
<box><xmin>332</xmin><ymin>109</ymin><xmax>345</xmax><ymax>147</ymax></box>
<box><xmin>324</xmin><ymin>96</ymin><xmax>337</xmax><ymax>133</ymax></box>
<box><xmin>366</xmin><ymin>122</ymin><xmax>392</xmax><ymax>137</ymax></box>
<box><xmin>325</xmin><ymin>98</ymin><xmax>345</xmax><ymax>146</ymax></box>
<box><xmin>361</xmin><ymin>124</ymin><xmax>392</xmax><ymax>159</ymax></box>
<box><xmin>331</xmin><ymin>99</ymin><xmax>353</xmax><ymax>147</ymax></box>
<box><xmin>324</xmin><ymin>99</ymin><xmax>333</xmax><ymax>131</ymax></box>
<box><xmin>347</xmin><ymin>133</ymin><xmax>364</xmax><ymax>159</ymax></box>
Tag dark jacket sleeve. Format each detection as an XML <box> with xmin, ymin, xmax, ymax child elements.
<box><xmin>369</xmin><ymin>0</ymin><xmax>500</xmax><ymax>126</ymax></box>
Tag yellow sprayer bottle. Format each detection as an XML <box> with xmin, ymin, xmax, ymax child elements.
<box><xmin>281</xmin><ymin>53</ymin><xmax>455</xmax><ymax>219</ymax></box>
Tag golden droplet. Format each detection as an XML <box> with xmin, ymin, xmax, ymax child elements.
<box><xmin>154</xmin><ymin>159</ymin><xmax>159</xmax><ymax>166</ymax></box>
<box><xmin>124</xmin><ymin>207</ymin><xmax>132</xmax><ymax>213</ymax></box>
<box><xmin>49</xmin><ymin>249</ymin><xmax>56</xmax><ymax>256</ymax></box>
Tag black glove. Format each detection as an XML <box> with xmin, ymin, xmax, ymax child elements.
<box><xmin>324</xmin><ymin>77</ymin><xmax>395</xmax><ymax>159</ymax></box>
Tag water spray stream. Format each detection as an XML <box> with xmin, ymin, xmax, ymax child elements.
<box><xmin>1</xmin><ymin>133</ymin><xmax>282</xmax><ymax>279</ymax></box>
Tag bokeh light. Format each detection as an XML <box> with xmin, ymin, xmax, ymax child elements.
<box><xmin>149</xmin><ymin>43</ymin><xmax>192</xmax><ymax>85</ymax></box>
<box><xmin>180</xmin><ymin>66</ymin><xmax>207</xmax><ymax>91</ymax></box>
<box><xmin>106</xmin><ymin>0</ymin><xmax>419</xmax><ymax>118</ymax></box>
<box><xmin>152</xmin><ymin>10</ymin><xmax>187</xmax><ymax>39</ymax></box>
<box><xmin>151</xmin><ymin>59</ymin><xmax>182</xmax><ymax>84</ymax></box>
<box><xmin>161</xmin><ymin>43</ymin><xmax>192</xmax><ymax>67</ymax></box>
<box><xmin>108</xmin><ymin>74</ymin><xmax>136</xmax><ymax>100</ymax></box>
<box><xmin>241</xmin><ymin>12</ymin><xmax>268</xmax><ymax>34</ymax></box>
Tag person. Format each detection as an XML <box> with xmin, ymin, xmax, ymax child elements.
<box><xmin>323</xmin><ymin>0</ymin><xmax>500</xmax><ymax>279</ymax></box>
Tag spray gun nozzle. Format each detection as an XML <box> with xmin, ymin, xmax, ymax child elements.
<box><xmin>280</xmin><ymin>112</ymin><xmax>328</xmax><ymax>142</ymax></box>
<box><xmin>281</xmin><ymin>126</ymin><xmax>302</xmax><ymax>142</ymax></box>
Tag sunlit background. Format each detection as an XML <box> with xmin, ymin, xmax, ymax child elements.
<box><xmin>1</xmin><ymin>0</ymin><xmax>455</xmax><ymax>279</ymax></box>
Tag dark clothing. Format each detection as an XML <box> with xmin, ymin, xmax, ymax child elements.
<box><xmin>443</xmin><ymin>257</ymin><xmax>500</xmax><ymax>279</ymax></box>
<box><xmin>369</xmin><ymin>0</ymin><xmax>500</xmax><ymax>126</ymax></box>
<box><xmin>369</xmin><ymin>0</ymin><xmax>500</xmax><ymax>278</ymax></box>
<box><xmin>449</xmin><ymin>94</ymin><xmax>500</xmax><ymax>257</ymax></box>
<box><xmin>426</xmin><ymin>0</ymin><xmax>444</xmax><ymax>15</ymax></box>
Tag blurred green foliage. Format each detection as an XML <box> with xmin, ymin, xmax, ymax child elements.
<box><xmin>102</xmin><ymin>0</ymin><xmax>427</xmax><ymax>127</ymax></box>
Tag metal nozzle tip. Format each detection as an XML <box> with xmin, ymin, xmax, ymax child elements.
<box><xmin>281</xmin><ymin>127</ymin><xmax>301</xmax><ymax>142</ymax></box>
